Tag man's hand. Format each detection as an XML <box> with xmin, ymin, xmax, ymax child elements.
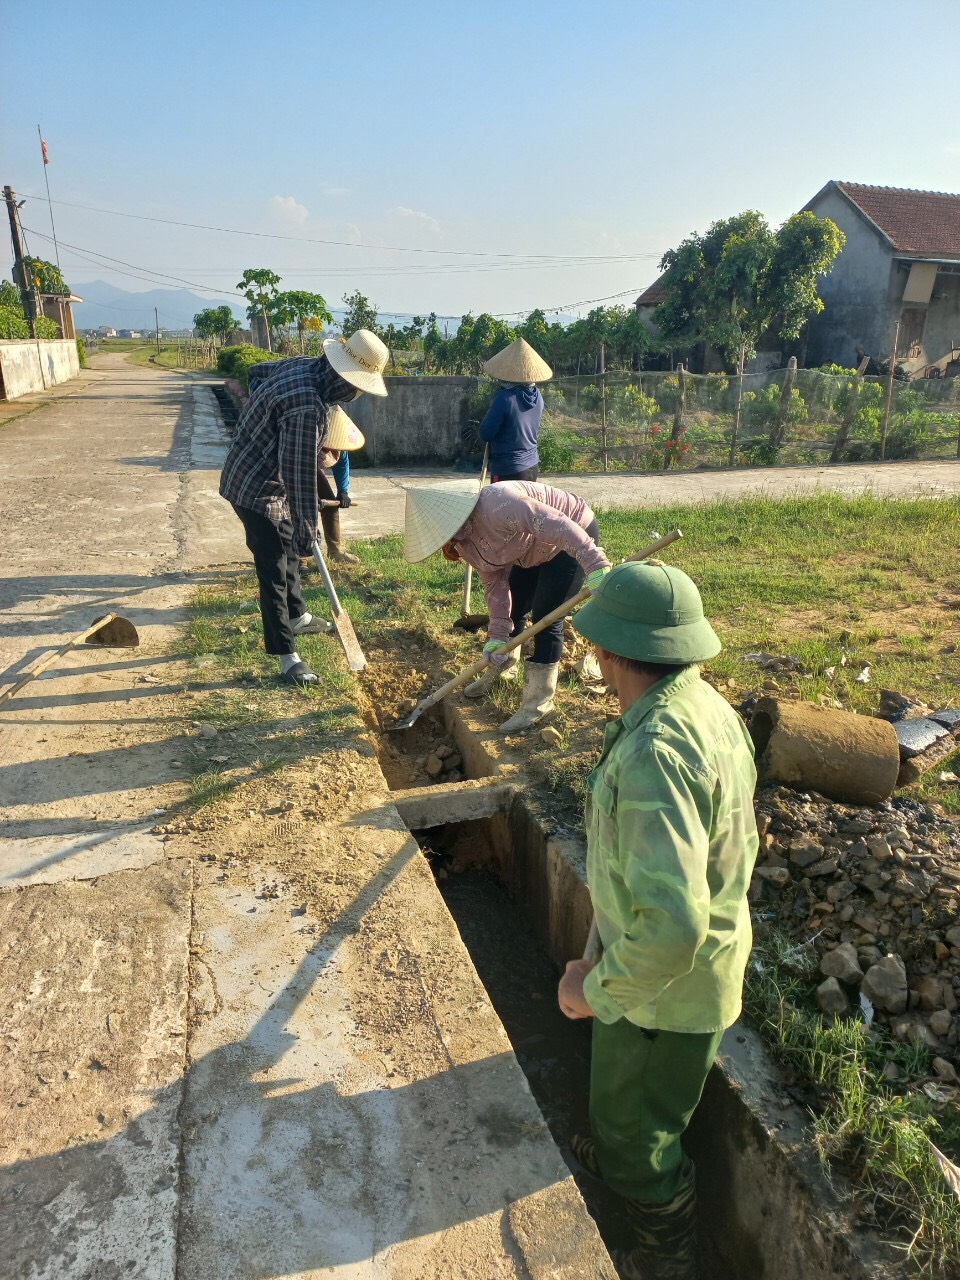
<box><xmin>558</xmin><ymin>959</ymin><xmax>595</xmax><ymax>1020</ymax></box>
<box><xmin>338</xmin><ymin>492</ymin><xmax>352</xmax><ymax>509</ymax></box>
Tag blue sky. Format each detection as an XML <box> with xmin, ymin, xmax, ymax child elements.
<box><xmin>3</xmin><ymin>0</ymin><xmax>959</xmax><ymax>323</ymax></box>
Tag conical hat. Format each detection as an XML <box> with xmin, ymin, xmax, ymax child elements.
<box><xmin>403</xmin><ymin>481</ymin><xmax>482</xmax><ymax>562</ymax></box>
<box><xmin>482</xmin><ymin>336</ymin><xmax>553</xmax><ymax>384</ymax></box>
<box><xmin>323</xmin><ymin>329</ymin><xmax>389</xmax><ymax>396</ymax></box>
<box><xmin>324</xmin><ymin>406</ymin><xmax>365</xmax><ymax>451</ymax></box>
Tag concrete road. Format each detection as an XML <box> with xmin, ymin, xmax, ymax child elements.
<box><xmin>0</xmin><ymin>356</ymin><xmax>614</xmax><ymax>1279</ymax></box>
<box><xmin>345</xmin><ymin>460</ymin><xmax>960</xmax><ymax>540</ymax></box>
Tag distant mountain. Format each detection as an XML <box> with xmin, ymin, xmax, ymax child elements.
<box><xmin>71</xmin><ymin>281</ymin><xmax>249</xmax><ymax>333</ymax></box>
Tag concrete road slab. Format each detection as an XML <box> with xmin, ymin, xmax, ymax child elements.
<box><xmin>0</xmin><ymin>824</ymin><xmax>165</xmax><ymax>889</ymax></box>
<box><xmin>0</xmin><ymin>860</ymin><xmax>192</xmax><ymax>1280</ymax></box>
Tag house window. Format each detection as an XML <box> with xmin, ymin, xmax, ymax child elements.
<box><xmin>897</xmin><ymin>308</ymin><xmax>926</xmax><ymax>359</ymax></box>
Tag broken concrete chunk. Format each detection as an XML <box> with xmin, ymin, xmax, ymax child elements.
<box><xmin>894</xmin><ymin>717</ymin><xmax>949</xmax><ymax>759</ymax></box>
<box><xmin>754</xmin><ymin>865</ymin><xmax>791</xmax><ymax>887</ymax></box>
<box><xmin>815</xmin><ymin>977</ymin><xmax>850</xmax><ymax>1016</ymax></box>
<box><xmin>861</xmin><ymin>954</ymin><xmax>908</xmax><ymax>1014</ymax></box>
<box><xmin>424</xmin><ymin>755</ymin><xmax>444</xmax><ymax>778</ymax></box>
<box><xmin>441</xmin><ymin>753</ymin><xmax>463</xmax><ymax>773</ymax></box>
<box><xmin>540</xmin><ymin>726</ymin><xmax>563</xmax><ymax>748</ymax></box>
<box><xmin>826</xmin><ymin>879</ymin><xmax>856</xmax><ymax>904</ymax></box>
<box><xmin>807</xmin><ymin>857</ymin><xmax>840</xmax><ymax>877</ymax></box>
<box><xmin>930</xmin><ymin>709</ymin><xmax>960</xmax><ymax>730</ymax></box>
<box><xmin>820</xmin><ymin>943</ymin><xmax>863</xmax><ymax>985</ymax></box>
<box><xmin>789</xmin><ymin>839</ymin><xmax>824</xmax><ymax>868</ymax></box>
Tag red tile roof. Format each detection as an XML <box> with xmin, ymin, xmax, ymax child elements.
<box><xmin>636</xmin><ymin>279</ymin><xmax>666</xmax><ymax>307</ymax></box>
<box><xmin>834</xmin><ymin>182</ymin><xmax>960</xmax><ymax>258</ymax></box>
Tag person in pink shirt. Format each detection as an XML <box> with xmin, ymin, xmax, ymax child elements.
<box><xmin>404</xmin><ymin>479</ymin><xmax>611</xmax><ymax>731</ymax></box>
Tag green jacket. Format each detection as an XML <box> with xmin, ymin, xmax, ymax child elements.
<box><xmin>582</xmin><ymin>667</ymin><xmax>758</xmax><ymax>1034</ymax></box>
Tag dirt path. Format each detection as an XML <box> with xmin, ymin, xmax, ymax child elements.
<box><xmin>0</xmin><ymin>358</ymin><xmax>613</xmax><ymax>1279</ymax></box>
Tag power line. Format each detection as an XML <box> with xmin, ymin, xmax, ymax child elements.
<box><xmin>16</xmin><ymin>191</ymin><xmax>660</xmax><ymax>263</ymax></box>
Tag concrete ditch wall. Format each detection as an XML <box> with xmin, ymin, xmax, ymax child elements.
<box><xmin>350</xmin><ymin>375</ymin><xmax>478</xmax><ymax>466</ymax></box>
<box><xmin>0</xmin><ymin>339</ymin><xmax>81</xmax><ymax>400</ymax></box>
<box><xmin>392</xmin><ymin>762</ymin><xmax>902</xmax><ymax>1280</ymax></box>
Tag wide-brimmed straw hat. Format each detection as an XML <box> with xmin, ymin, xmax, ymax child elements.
<box><xmin>324</xmin><ymin>406</ymin><xmax>365</xmax><ymax>451</ymax></box>
<box><xmin>404</xmin><ymin>481</ymin><xmax>482</xmax><ymax>563</ymax></box>
<box><xmin>573</xmin><ymin>562</ymin><xmax>721</xmax><ymax>664</ymax></box>
<box><xmin>482</xmin><ymin>336</ymin><xmax>553</xmax><ymax>384</ymax></box>
<box><xmin>323</xmin><ymin>329</ymin><xmax>389</xmax><ymax>396</ymax></box>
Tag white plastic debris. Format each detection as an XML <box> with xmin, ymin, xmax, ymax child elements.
<box><xmin>854</xmin><ymin>665</ymin><xmax>871</xmax><ymax>684</ymax></box>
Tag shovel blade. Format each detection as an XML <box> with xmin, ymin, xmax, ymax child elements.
<box><xmin>332</xmin><ymin>612</ymin><xmax>367</xmax><ymax>673</ymax></box>
<box><xmin>86</xmin><ymin>614</ymin><xmax>140</xmax><ymax>647</ymax></box>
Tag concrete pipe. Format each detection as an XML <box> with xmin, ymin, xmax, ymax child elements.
<box><xmin>749</xmin><ymin>697</ymin><xmax>901</xmax><ymax>807</ymax></box>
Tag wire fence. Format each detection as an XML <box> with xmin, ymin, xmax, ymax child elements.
<box><xmin>529</xmin><ymin>366</ymin><xmax>960</xmax><ymax>472</ymax></box>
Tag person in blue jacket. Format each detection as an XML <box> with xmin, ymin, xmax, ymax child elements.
<box><xmin>479</xmin><ymin>337</ymin><xmax>554</xmax><ymax>482</ymax></box>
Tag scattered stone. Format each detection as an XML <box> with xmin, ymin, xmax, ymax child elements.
<box><xmin>929</xmin><ymin>1009</ymin><xmax>954</xmax><ymax>1038</ymax></box>
<box><xmin>540</xmin><ymin>726</ymin><xmax>563</xmax><ymax>747</ymax></box>
<box><xmin>441</xmin><ymin>753</ymin><xmax>463</xmax><ymax>773</ymax></box>
<box><xmin>815</xmin><ymin>977</ymin><xmax>850</xmax><ymax>1016</ymax></box>
<box><xmin>861</xmin><ymin>955</ymin><xmax>908</xmax><ymax>1014</ymax></box>
<box><xmin>890</xmin><ymin>1016</ymin><xmax>936</xmax><ymax>1047</ymax></box>
<box><xmin>397</xmin><ymin>698</ymin><xmax>416</xmax><ymax>715</ymax></box>
<box><xmin>882</xmin><ymin>1061</ymin><xmax>901</xmax><ymax>1082</ymax></box>
<box><xmin>789</xmin><ymin>839</ymin><xmax>824</xmax><ymax>868</ymax></box>
<box><xmin>199</xmin><ymin>723</ymin><xmax>218</xmax><ymax>739</ymax></box>
<box><xmin>434</xmin><ymin>744</ymin><xmax>453</xmax><ymax>760</ymax></box>
<box><xmin>807</xmin><ymin>857</ymin><xmax>840</xmax><ymax>877</ymax></box>
<box><xmin>424</xmin><ymin>755</ymin><xmax>444</xmax><ymax>778</ymax></box>
<box><xmin>826</xmin><ymin>880</ymin><xmax>856</xmax><ymax>904</ymax></box>
<box><xmin>946</xmin><ymin>926</ymin><xmax>960</xmax><ymax>950</ymax></box>
<box><xmin>914</xmin><ymin>975</ymin><xmax>946</xmax><ymax>1011</ymax></box>
<box><xmin>933</xmin><ymin>1056</ymin><xmax>960</xmax><ymax>1083</ymax></box>
<box><xmin>754</xmin><ymin>866</ymin><xmax>791</xmax><ymax>887</ymax></box>
<box><xmin>820</xmin><ymin>943</ymin><xmax>863</xmax><ymax>985</ymax></box>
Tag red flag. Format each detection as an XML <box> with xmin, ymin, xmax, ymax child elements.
<box><xmin>41</xmin><ymin>137</ymin><xmax>49</xmax><ymax>165</ymax></box>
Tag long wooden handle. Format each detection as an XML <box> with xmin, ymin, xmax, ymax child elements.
<box><xmin>311</xmin><ymin>542</ymin><xmax>343</xmax><ymax>616</ymax></box>
<box><xmin>414</xmin><ymin>529</ymin><xmax>682</xmax><ymax>717</ymax></box>
<box><xmin>0</xmin><ymin>613</ymin><xmax>119</xmax><ymax>708</ymax></box>
<box><xmin>459</xmin><ymin>445</ymin><xmax>489</xmax><ymax>616</ymax></box>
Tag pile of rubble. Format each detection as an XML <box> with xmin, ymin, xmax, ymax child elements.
<box><xmin>751</xmin><ymin>785</ymin><xmax>960</xmax><ymax>1080</ymax></box>
<box><xmin>380</xmin><ymin>729</ymin><xmax>465</xmax><ymax>788</ymax></box>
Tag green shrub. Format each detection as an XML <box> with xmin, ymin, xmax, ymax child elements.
<box><xmin>608</xmin><ymin>383</ymin><xmax>658</xmax><ymax>425</ymax></box>
<box><xmin>742</xmin><ymin>383</ymin><xmax>807</xmax><ymax>432</ymax></box>
<box><xmin>76</xmin><ymin>337</ymin><xmax>87</xmax><ymax>368</ymax></box>
<box><xmin>538</xmin><ymin>425</ymin><xmax>581</xmax><ymax>472</ymax></box>
<box><xmin>654</xmin><ymin>374</ymin><xmax>681</xmax><ymax>413</ymax></box>
<box><xmin>0</xmin><ymin>305</ymin><xmax>29</xmax><ymax>339</ymax></box>
<box><xmin>216</xmin><ymin>344</ymin><xmax>281</xmax><ymax>391</ymax></box>
<box><xmin>817</xmin><ymin>362</ymin><xmax>857</xmax><ymax>376</ymax></box>
<box><xmin>35</xmin><ymin>315</ymin><xmax>59</xmax><ymax>339</ymax></box>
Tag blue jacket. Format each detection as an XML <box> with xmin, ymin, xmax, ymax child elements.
<box><xmin>329</xmin><ymin>451</ymin><xmax>349</xmax><ymax>495</ymax></box>
<box><xmin>478</xmin><ymin>384</ymin><xmax>542</xmax><ymax>474</ymax></box>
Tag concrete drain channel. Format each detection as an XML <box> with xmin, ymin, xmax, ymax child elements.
<box><xmin>379</xmin><ymin>703</ymin><xmax>902</xmax><ymax>1279</ymax></box>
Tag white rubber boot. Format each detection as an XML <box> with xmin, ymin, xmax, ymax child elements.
<box><xmin>464</xmin><ymin>651</ymin><xmax>520</xmax><ymax>697</ymax></box>
<box><xmin>498</xmin><ymin>661</ymin><xmax>559</xmax><ymax>732</ymax></box>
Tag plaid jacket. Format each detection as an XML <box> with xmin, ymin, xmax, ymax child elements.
<box><xmin>220</xmin><ymin>358</ymin><xmax>332</xmax><ymax>554</ymax></box>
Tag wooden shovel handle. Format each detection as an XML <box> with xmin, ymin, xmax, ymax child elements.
<box><xmin>415</xmin><ymin>529</ymin><xmax>682</xmax><ymax>717</ymax></box>
<box><xmin>0</xmin><ymin>613</ymin><xmax>119</xmax><ymax>708</ymax></box>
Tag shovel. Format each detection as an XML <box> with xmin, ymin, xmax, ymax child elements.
<box><xmin>387</xmin><ymin>529</ymin><xmax>681</xmax><ymax>731</ymax></box>
<box><xmin>451</xmin><ymin>444</ymin><xmax>490</xmax><ymax>633</ymax></box>
<box><xmin>311</xmin><ymin>541</ymin><xmax>367</xmax><ymax>673</ymax></box>
<box><xmin>0</xmin><ymin>612</ymin><xmax>140</xmax><ymax>708</ymax></box>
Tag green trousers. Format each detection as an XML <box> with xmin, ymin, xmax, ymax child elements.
<box><xmin>589</xmin><ymin>1018</ymin><xmax>722</xmax><ymax>1204</ymax></box>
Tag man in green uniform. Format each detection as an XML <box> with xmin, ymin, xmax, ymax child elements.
<box><xmin>557</xmin><ymin>561</ymin><xmax>758</xmax><ymax>1280</ymax></box>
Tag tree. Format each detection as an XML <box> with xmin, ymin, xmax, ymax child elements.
<box><xmin>237</xmin><ymin>268</ymin><xmax>282</xmax><ymax>352</ymax></box>
<box><xmin>24</xmin><ymin>256</ymin><xmax>67</xmax><ymax>295</ymax></box>
<box><xmin>194</xmin><ymin>305</ymin><xmax>240</xmax><ymax>345</ymax></box>
<box><xmin>272</xmin><ymin>290</ymin><xmax>333</xmax><ymax>353</ymax></box>
<box><xmin>654</xmin><ymin>210</ymin><xmax>845</xmax><ymax>368</ymax></box>
<box><xmin>340</xmin><ymin>290</ymin><xmax>379</xmax><ymax>336</ymax></box>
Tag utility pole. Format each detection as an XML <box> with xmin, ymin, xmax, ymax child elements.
<box><xmin>4</xmin><ymin>185</ymin><xmax>39</xmax><ymax>337</ymax></box>
<box><xmin>155</xmin><ymin>307</ymin><xmax>161</xmax><ymax>353</ymax></box>
<box><xmin>880</xmin><ymin>317</ymin><xmax>901</xmax><ymax>461</ymax></box>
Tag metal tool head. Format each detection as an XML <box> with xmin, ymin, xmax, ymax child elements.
<box><xmin>384</xmin><ymin>705</ymin><xmax>424</xmax><ymax>733</ymax></box>
<box><xmin>86</xmin><ymin>614</ymin><xmax>140</xmax><ymax>647</ymax></box>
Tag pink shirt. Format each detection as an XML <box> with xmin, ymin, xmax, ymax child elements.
<box><xmin>453</xmin><ymin>481</ymin><xmax>609</xmax><ymax>641</ymax></box>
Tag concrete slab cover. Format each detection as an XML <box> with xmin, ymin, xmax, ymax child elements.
<box><xmin>0</xmin><ymin>860</ymin><xmax>192</xmax><ymax>1280</ymax></box>
<box><xmin>0</xmin><ymin>824</ymin><xmax>165</xmax><ymax>889</ymax></box>
<box><xmin>179</xmin><ymin>845</ymin><xmax>614</xmax><ymax>1279</ymax></box>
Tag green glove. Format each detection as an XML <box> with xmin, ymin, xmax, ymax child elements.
<box><xmin>586</xmin><ymin>567</ymin><xmax>610</xmax><ymax>593</ymax></box>
<box><xmin>483</xmin><ymin>639</ymin><xmax>510</xmax><ymax>667</ymax></box>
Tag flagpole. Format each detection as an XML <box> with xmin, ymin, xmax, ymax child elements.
<box><xmin>37</xmin><ymin>125</ymin><xmax>62</xmax><ymax>273</ymax></box>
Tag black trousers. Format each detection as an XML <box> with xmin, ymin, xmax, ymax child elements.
<box><xmin>508</xmin><ymin>517</ymin><xmax>599</xmax><ymax>665</ymax></box>
<box><xmin>491</xmin><ymin>464</ymin><xmax>539</xmax><ymax>483</ymax></box>
<box><xmin>232</xmin><ymin>504</ymin><xmax>307</xmax><ymax>655</ymax></box>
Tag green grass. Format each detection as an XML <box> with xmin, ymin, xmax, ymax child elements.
<box><xmin>746</xmin><ymin>932</ymin><xmax>960</xmax><ymax>1275</ymax></box>
<box><xmin>333</xmin><ymin>491</ymin><xmax>960</xmax><ymax>816</ymax></box>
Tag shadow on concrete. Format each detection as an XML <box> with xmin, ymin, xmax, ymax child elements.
<box><xmin>0</xmin><ymin>842</ymin><xmax>575</xmax><ymax>1276</ymax></box>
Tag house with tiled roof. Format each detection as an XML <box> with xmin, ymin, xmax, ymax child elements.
<box><xmin>802</xmin><ymin>181</ymin><xmax>960</xmax><ymax>374</ymax></box>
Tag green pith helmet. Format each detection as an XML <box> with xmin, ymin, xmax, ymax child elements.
<box><xmin>573</xmin><ymin>561</ymin><xmax>721</xmax><ymax>663</ymax></box>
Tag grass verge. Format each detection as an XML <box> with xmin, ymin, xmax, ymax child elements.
<box><xmin>746</xmin><ymin>931</ymin><xmax>960</xmax><ymax>1276</ymax></box>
